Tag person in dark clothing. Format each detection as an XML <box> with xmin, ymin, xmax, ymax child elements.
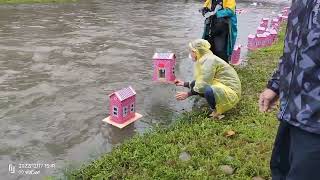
<box><xmin>201</xmin><ymin>0</ymin><xmax>238</xmax><ymax>63</ymax></box>
<box><xmin>259</xmin><ymin>0</ymin><xmax>320</xmax><ymax>179</ymax></box>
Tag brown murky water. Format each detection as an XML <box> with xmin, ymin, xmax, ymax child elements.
<box><xmin>0</xmin><ymin>0</ymin><xmax>289</xmax><ymax>179</ymax></box>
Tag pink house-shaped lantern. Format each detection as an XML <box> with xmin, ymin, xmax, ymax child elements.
<box><xmin>257</xmin><ymin>26</ymin><xmax>266</xmax><ymax>34</ymax></box>
<box><xmin>265</xmin><ymin>28</ymin><xmax>270</xmax><ymax>33</ymax></box>
<box><xmin>256</xmin><ymin>33</ymin><xmax>267</xmax><ymax>48</ymax></box>
<box><xmin>264</xmin><ymin>32</ymin><xmax>272</xmax><ymax>46</ymax></box>
<box><xmin>260</xmin><ymin>22</ymin><xmax>267</xmax><ymax>29</ymax></box>
<box><xmin>271</xmin><ymin>21</ymin><xmax>280</xmax><ymax>32</ymax></box>
<box><xmin>282</xmin><ymin>7</ymin><xmax>290</xmax><ymax>21</ymax></box>
<box><xmin>260</xmin><ymin>18</ymin><xmax>269</xmax><ymax>28</ymax></box>
<box><xmin>271</xmin><ymin>18</ymin><xmax>280</xmax><ymax>27</ymax></box>
<box><xmin>231</xmin><ymin>45</ymin><xmax>242</xmax><ymax>65</ymax></box>
<box><xmin>102</xmin><ymin>86</ymin><xmax>142</xmax><ymax>129</ymax></box>
<box><xmin>152</xmin><ymin>52</ymin><xmax>176</xmax><ymax>83</ymax></box>
<box><xmin>277</xmin><ymin>14</ymin><xmax>283</xmax><ymax>23</ymax></box>
<box><xmin>269</xmin><ymin>29</ymin><xmax>278</xmax><ymax>43</ymax></box>
<box><xmin>282</xmin><ymin>10</ymin><xmax>289</xmax><ymax>17</ymax></box>
<box><xmin>248</xmin><ymin>34</ymin><xmax>257</xmax><ymax>50</ymax></box>
<box><xmin>274</xmin><ymin>23</ymin><xmax>280</xmax><ymax>31</ymax></box>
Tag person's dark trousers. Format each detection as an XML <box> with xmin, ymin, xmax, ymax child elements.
<box><xmin>271</xmin><ymin>120</ymin><xmax>320</xmax><ymax>180</ymax></box>
<box><xmin>206</xmin><ymin>16</ymin><xmax>230</xmax><ymax>63</ymax></box>
<box><xmin>188</xmin><ymin>80</ymin><xmax>216</xmax><ymax>110</ymax></box>
<box><xmin>209</xmin><ymin>36</ymin><xmax>229</xmax><ymax>62</ymax></box>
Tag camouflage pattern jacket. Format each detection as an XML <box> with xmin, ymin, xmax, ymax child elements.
<box><xmin>267</xmin><ymin>0</ymin><xmax>320</xmax><ymax>134</ymax></box>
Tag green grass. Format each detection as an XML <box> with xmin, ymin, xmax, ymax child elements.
<box><xmin>0</xmin><ymin>0</ymin><xmax>75</xmax><ymax>4</ymax></box>
<box><xmin>62</xmin><ymin>28</ymin><xmax>286</xmax><ymax>180</ymax></box>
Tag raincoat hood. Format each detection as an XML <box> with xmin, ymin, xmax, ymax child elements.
<box><xmin>188</xmin><ymin>39</ymin><xmax>212</xmax><ymax>61</ymax></box>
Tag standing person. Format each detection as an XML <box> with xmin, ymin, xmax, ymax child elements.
<box><xmin>201</xmin><ymin>0</ymin><xmax>237</xmax><ymax>63</ymax></box>
<box><xmin>259</xmin><ymin>1</ymin><xmax>320</xmax><ymax>179</ymax></box>
<box><xmin>175</xmin><ymin>39</ymin><xmax>241</xmax><ymax>118</ymax></box>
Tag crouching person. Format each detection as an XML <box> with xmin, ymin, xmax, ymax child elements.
<box><xmin>175</xmin><ymin>39</ymin><xmax>241</xmax><ymax>118</ymax></box>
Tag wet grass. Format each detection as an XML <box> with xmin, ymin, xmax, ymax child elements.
<box><xmin>0</xmin><ymin>0</ymin><xmax>75</xmax><ymax>4</ymax></box>
<box><xmin>61</xmin><ymin>28</ymin><xmax>286</xmax><ymax>179</ymax></box>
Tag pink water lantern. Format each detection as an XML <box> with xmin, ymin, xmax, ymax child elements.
<box><xmin>152</xmin><ymin>52</ymin><xmax>176</xmax><ymax>83</ymax></box>
<box><xmin>231</xmin><ymin>45</ymin><xmax>242</xmax><ymax>65</ymax></box>
<box><xmin>269</xmin><ymin>28</ymin><xmax>278</xmax><ymax>43</ymax></box>
<box><xmin>271</xmin><ymin>22</ymin><xmax>280</xmax><ymax>32</ymax></box>
<box><xmin>256</xmin><ymin>33</ymin><xmax>267</xmax><ymax>48</ymax></box>
<box><xmin>271</xmin><ymin>18</ymin><xmax>280</xmax><ymax>27</ymax></box>
<box><xmin>257</xmin><ymin>26</ymin><xmax>266</xmax><ymax>34</ymax></box>
<box><xmin>103</xmin><ymin>86</ymin><xmax>143</xmax><ymax>128</ymax></box>
<box><xmin>277</xmin><ymin>14</ymin><xmax>283</xmax><ymax>23</ymax></box>
<box><xmin>247</xmin><ymin>34</ymin><xmax>257</xmax><ymax>50</ymax></box>
<box><xmin>281</xmin><ymin>10</ymin><xmax>289</xmax><ymax>16</ymax></box>
<box><xmin>264</xmin><ymin>32</ymin><xmax>272</xmax><ymax>46</ymax></box>
<box><xmin>260</xmin><ymin>18</ymin><xmax>269</xmax><ymax>28</ymax></box>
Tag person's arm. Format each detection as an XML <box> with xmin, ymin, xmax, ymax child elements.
<box><xmin>175</xmin><ymin>80</ymin><xmax>198</xmax><ymax>97</ymax></box>
<box><xmin>182</xmin><ymin>81</ymin><xmax>199</xmax><ymax>97</ymax></box>
<box><xmin>266</xmin><ymin>57</ymin><xmax>282</xmax><ymax>94</ymax></box>
<box><xmin>183</xmin><ymin>82</ymin><xmax>190</xmax><ymax>88</ymax></box>
<box><xmin>259</xmin><ymin>60</ymin><xmax>281</xmax><ymax>112</ymax></box>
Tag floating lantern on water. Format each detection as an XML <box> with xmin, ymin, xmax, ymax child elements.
<box><xmin>102</xmin><ymin>86</ymin><xmax>142</xmax><ymax>129</ymax></box>
<box><xmin>152</xmin><ymin>52</ymin><xmax>176</xmax><ymax>83</ymax></box>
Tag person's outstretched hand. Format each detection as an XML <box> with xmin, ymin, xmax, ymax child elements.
<box><xmin>176</xmin><ymin>92</ymin><xmax>189</xmax><ymax>101</ymax></box>
<box><xmin>259</xmin><ymin>89</ymin><xmax>279</xmax><ymax>112</ymax></box>
<box><xmin>174</xmin><ymin>79</ymin><xmax>184</xmax><ymax>86</ymax></box>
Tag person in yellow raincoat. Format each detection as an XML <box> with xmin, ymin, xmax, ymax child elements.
<box><xmin>175</xmin><ymin>39</ymin><xmax>241</xmax><ymax>117</ymax></box>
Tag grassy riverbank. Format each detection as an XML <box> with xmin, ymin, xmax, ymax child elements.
<box><xmin>0</xmin><ymin>0</ymin><xmax>75</xmax><ymax>4</ymax></box>
<box><xmin>64</xmin><ymin>28</ymin><xmax>286</xmax><ymax>179</ymax></box>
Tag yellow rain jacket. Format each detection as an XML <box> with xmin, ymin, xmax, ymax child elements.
<box><xmin>189</xmin><ymin>39</ymin><xmax>241</xmax><ymax>114</ymax></box>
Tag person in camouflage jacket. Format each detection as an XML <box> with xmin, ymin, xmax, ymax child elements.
<box><xmin>259</xmin><ymin>0</ymin><xmax>320</xmax><ymax>179</ymax></box>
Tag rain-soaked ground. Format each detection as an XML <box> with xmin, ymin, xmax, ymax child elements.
<box><xmin>0</xmin><ymin>0</ymin><xmax>289</xmax><ymax>179</ymax></box>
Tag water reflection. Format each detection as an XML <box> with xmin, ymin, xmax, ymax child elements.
<box><xmin>100</xmin><ymin>122</ymin><xmax>136</xmax><ymax>146</ymax></box>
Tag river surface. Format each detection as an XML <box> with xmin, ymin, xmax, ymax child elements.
<box><xmin>0</xmin><ymin>0</ymin><xmax>289</xmax><ymax>179</ymax></box>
